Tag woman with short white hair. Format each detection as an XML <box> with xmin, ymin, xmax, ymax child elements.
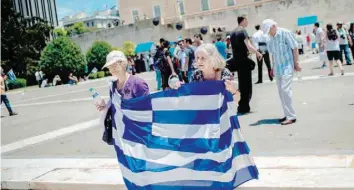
<box><xmin>173</xmin><ymin>43</ymin><xmax>240</xmax><ymax>103</ymax></box>
<box><xmin>96</xmin><ymin>51</ymin><xmax>149</xmax><ymax>112</ymax></box>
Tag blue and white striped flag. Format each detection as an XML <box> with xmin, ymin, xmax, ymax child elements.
<box><xmin>7</xmin><ymin>69</ymin><xmax>16</xmax><ymax>81</ymax></box>
<box><xmin>109</xmin><ymin>80</ymin><xmax>258</xmax><ymax>189</ymax></box>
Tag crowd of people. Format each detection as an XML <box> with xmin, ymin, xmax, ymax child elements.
<box><xmin>128</xmin><ymin>16</ymin><xmax>354</xmax><ymax>125</ymax></box>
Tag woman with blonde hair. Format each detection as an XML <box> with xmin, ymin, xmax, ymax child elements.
<box><xmin>173</xmin><ymin>43</ymin><xmax>240</xmax><ymax>103</ymax></box>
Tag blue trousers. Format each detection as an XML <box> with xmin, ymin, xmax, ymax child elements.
<box><xmin>339</xmin><ymin>44</ymin><xmax>352</xmax><ymax>64</ymax></box>
<box><xmin>1</xmin><ymin>95</ymin><xmax>14</xmax><ymax>114</ymax></box>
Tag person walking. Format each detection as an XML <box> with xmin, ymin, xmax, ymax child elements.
<box><xmin>252</xmin><ymin>24</ymin><xmax>273</xmax><ymax>84</ymax></box>
<box><xmin>337</xmin><ymin>22</ymin><xmax>353</xmax><ymax>65</ymax></box>
<box><xmin>215</xmin><ymin>34</ymin><xmax>227</xmax><ymax>60</ymax></box>
<box><xmin>35</xmin><ymin>69</ymin><xmax>42</xmax><ymax>88</ymax></box>
<box><xmin>230</xmin><ymin>15</ymin><xmax>262</xmax><ymax>114</ymax></box>
<box><xmin>177</xmin><ymin>40</ymin><xmax>189</xmax><ymax>83</ymax></box>
<box><xmin>159</xmin><ymin>41</ymin><xmax>177</xmax><ymax>90</ymax></box>
<box><xmin>325</xmin><ymin>24</ymin><xmax>344</xmax><ymax>76</ymax></box>
<box><xmin>314</xmin><ymin>22</ymin><xmax>327</xmax><ymax>68</ymax></box>
<box><xmin>1</xmin><ymin>67</ymin><xmax>18</xmax><ymax>116</ymax></box>
<box><xmin>184</xmin><ymin>38</ymin><xmax>196</xmax><ymax>82</ymax></box>
<box><xmin>295</xmin><ymin>30</ymin><xmax>305</xmax><ymax>55</ymax></box>
<box><xmin>262</xmin><ymin>19</ymin><xmax>301</xmax><ymax>125</ymax></box>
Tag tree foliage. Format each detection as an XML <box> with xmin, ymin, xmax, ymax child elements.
<box><xmin>39</xmin><ymin>37</ymin><xmax>86</xmax><ymax>83</ymax></box>
<box><xmin>66</xmin><ymin>22</ymin><xmax>90</xmax><ymax>36</ymax></box>
<box><xmin>53</xmin><ymin>28</ymin><xmax>67</xmax><ymax>37</ymax></box>
<box><xmin>1</xmin><ymin>0</ymin><xmax>53</xmax><ymax>81</ymax></box>
<box><xmin>86</xmin><ymin>41</ymin><xmax>112</xmax><ymax>71</ymax></box>
<box><xmin>122</xmin><ymin>41</ymin><xmax>136</xmax><ymax>57</ymax></box>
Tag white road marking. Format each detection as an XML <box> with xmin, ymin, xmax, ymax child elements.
<box><xmin>11</xmin><ymin>85</ymin><xmax>107</xmax><ymax>104</ymax></box>
<box><xmin>1</xmin><ymin>119</ymin><xmax>99</xmax><ymax>154</ymax></box>
<box><xmin>10</xmin><ymin>96</ymin><xmax>109</xmax><ymax>108</ymax></box>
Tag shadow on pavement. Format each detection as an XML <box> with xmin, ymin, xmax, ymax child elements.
<box><xmin>249</xmin><ymin>118</ymin><xmax>280</xmax><ymax>126</ymax></box>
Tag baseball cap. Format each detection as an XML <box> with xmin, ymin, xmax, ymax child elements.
<box><xmin>102</xmin><ymin>50</ymin><xmax>127</xmax><ymax>69</ymax></box>
<box><xmin>337</xmin><ymin>21</ymin><xmax>343</xmax><ymax>25</ymax></box>
<box><xmin>262</xmin><ymin>19</ymin><xmax>277</xmax><ymax>34</ymax></box>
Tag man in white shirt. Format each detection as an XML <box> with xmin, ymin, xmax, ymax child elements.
<box><xmin>177</xmin><ymin>40</ymin><xmax>189</xmax><ymax>83</ymax></box>
<box><xmin>252</xmin><ymin>24</ymin><xmax>273</xmax><ymax>84</ymax></box>
<box><xmin>35</xmin><ymin>70</ymin><xmax>42</xmax><ymax>88</ymax></box>
<box><xmin>263</xmin><ymin>19</ymin><xmax>301</xmax><ymax>125</ymax></box>
<box><xmin>314</xmin><ymin>22</ymin><xmax>327</xmax><ymax>68</ymax></box>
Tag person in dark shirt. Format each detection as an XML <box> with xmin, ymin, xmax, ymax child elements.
<box><xmin>230</xmin><ymin>15</ymin><xmax>262</xmax><ymax>114</ymax></box>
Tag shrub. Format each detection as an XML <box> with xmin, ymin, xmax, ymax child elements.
<box><xmin>7</xmin><ymin>78</ymin><xmax>27</xmax><ymax>90</ymax></box>
<box><xmin>88</xmin><ymin>73</ymin><xmax>97</xmax><ymax>79</ymax></box>
<box><xmin>96</xmin><ymin>71</ymin><xmax>105</xmax><ymax>78</ymax></box>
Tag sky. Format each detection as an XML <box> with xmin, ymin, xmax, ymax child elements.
<box><xmin>57</xmin><ymin>0</ymin><xmax>118</xmax><ymax>19</ymax></box>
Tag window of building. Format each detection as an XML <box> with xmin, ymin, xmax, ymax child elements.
<box><xmin>201</xmin><ymin>0</ymin><xmax>210</xmax><ymax>11</ymax></box>
<box><xmin>227</xmin><ymin>0</ymin><xmax>236</xmax><ymax>6</ymax></box>
<box><xmin>132</xmin><ymin>9</ymin><xmax>139</xmax><ymax>22</ymax></box>
<box><xmin>153</xmin><ymin>5</ymin><xmax>161</xmax><ymax>18</ymax></box>
<box><xmin>86</xmin><ymin>22</ymin><xmax>90</xmax><ymax>27</ymax></box>
<box><xmin>178</xmin><ymin>1</ymin><xmax>185</xmax><ymax>15</ymax></box>
<box><xmin>92</xmin><ymin>22</ymin><xmax>95</xmax><ymax>27</ymax></box>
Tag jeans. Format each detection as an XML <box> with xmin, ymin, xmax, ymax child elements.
<box><xmin>339</xmin><ymin>44</ymin><xmax>352</xmax><ymax>64</ymax></box>
<box><xmin>1</xmin><ymin>94</ymin><xmax>14</xmax><ymax>114</ymax></box>
<box><xmin>155</xmin><ymin>70</ymin><xmax>162</xmax><ymax>90</ymax></box>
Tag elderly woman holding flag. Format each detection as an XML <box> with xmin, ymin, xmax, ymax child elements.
<box><xmin>96</xmin><ymin>48</ymin><xmax>258</xmax><ymax>189</ymax></box>
<box><xmin>172</xmin><ymin>43</ymin><xmax>241</xmax><ymax>104</ymax></box>
<box><xmin>96</xmin><ymin>50</ymin><xmax>149</xmax><ymax>107</ymax></box>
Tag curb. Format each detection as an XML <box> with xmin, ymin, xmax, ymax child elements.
<box><xmin>1</xmin><ymin>155</ymin><xmax>354</xmax><ymax>190</ymax></box>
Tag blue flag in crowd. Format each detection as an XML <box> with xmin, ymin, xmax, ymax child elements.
<box><xmin>109</xmin><ymin>81</ymin><xmax>259</xmax><ymax>190</ymax></box>
<box><xmin>7</xmin><ymin>69</ymin><xmax>16</xmax><ymax>81</ymax></box>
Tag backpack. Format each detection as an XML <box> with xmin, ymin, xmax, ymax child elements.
<box><xmin>153</xmin><ymin>48</ymin><xmax>166</xmax><ymax>71</ymax></box>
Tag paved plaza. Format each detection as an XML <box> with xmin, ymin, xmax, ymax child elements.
<box><xmin>1</xmin><ymin>53</ymin><xmax>354</xmax><ymax>189</ymax></box>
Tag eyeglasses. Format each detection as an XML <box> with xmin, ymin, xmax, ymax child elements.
<box><xmin>178</xmin><ymin>44</ymin><xmax>183</xmax><ymax>46</ymax></box>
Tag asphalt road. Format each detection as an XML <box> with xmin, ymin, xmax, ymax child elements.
<box><xmin>2</xmin><ymin>53</ymin><xmax>354</xmax><ymax>159</ymax></box>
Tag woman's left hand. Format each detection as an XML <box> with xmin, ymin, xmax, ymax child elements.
<box><xmin>225</xmin><ymin>80</ymin><xmax>237</xmax><ymax>93</ymax></box>
<box><xmin>225</xmin><ymin>80</ymin><xmax>240</xmax><ymax>101</ymax></box>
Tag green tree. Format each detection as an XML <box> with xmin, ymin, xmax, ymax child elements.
<box><xmin>39</xmin><ymin>37</ymin><xmax>87</xmax><ymax>83</ymax></box>
<box><xmin>53</xmin><ymin>28</ymin><xmax>68</xmax><ymax>37</ymax></box>
<box><xmin>67</xmin><ymin>22</ymin><xmax>89</xmax><ymax>36</ymax></box>
<box><xmin>86</xmin><ymin>41</ymin><xmax>112</xmax><ymax>71</ymax></box>
<box><xmin>1</xmin><ymin>0</ymin><xmax>52</xmax><ymax>82</ymax></box>
<box><xmin>122</xmin><ymin>41</ymin><xmax>136</xmax><ymax>57</ymax></box>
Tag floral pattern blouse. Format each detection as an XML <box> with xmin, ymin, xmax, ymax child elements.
<box><xmin>190</xmin><ymin>68</ymin><xmax>234</xmax><ymax>82</ymax></box>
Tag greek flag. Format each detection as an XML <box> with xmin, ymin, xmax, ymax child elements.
<box><xmin>109</xmin><ymin>81</ymin><xmax>258</xmax><ymax>189</ymax></box>
<box><xmin>7</xmin><ymin>69</ymin><xmax>16</xmax><ymax>81</ymax></box>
